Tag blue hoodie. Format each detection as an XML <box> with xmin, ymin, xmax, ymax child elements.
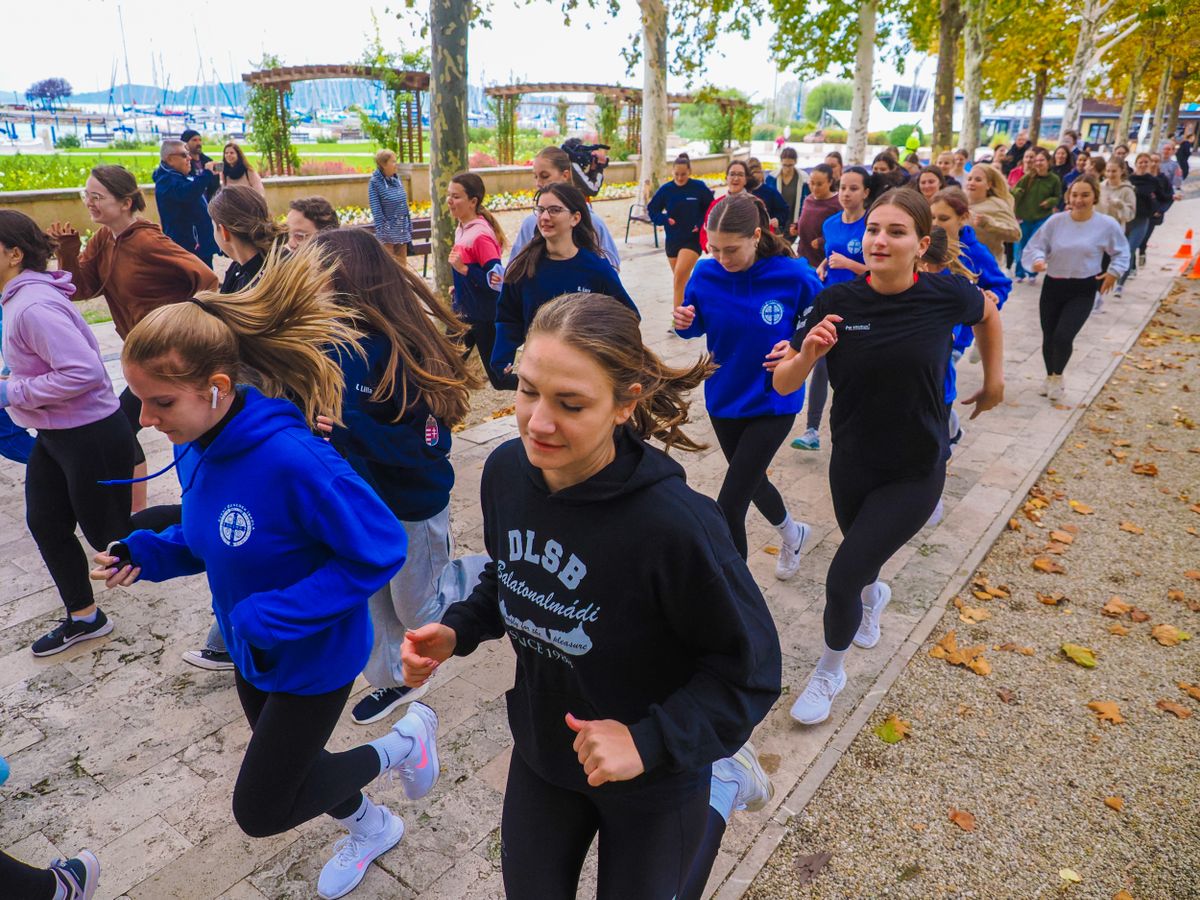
<box><xmin>676</xmin><ymin>255</ymin><xmax>821</xmax><ymax>418</ymax></box>
<box><xmin>949</xmin><ymin>224</ymin><xmax>1012</xmax><ymax>361</ymax></box>
<box><xmin>124</xmin><ymin>387</ymin><xmax>407</xmax><ymax>695</ymax></box>
<box><xmin>152</xmin><ymin>163</ymin><xmax>219</xmax><ymax>260</ymax></box>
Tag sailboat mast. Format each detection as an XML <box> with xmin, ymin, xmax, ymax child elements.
<box><xmin>117</xmin><ymin>3</ymin><xmax>139</xmax><ymax>138</ymax></box>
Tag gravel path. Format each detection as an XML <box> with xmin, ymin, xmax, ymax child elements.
<box><xmin>745</xmin><ymin>279</ymin><xmax>1200</xmax><ymax>899</ymax></box>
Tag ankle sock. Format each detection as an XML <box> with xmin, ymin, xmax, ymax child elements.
<box><xmin>816</xmin><ymin>645</ymin><xmax>848</xmax><ymax>678</ymax></box>
<box><xmin>860</xmin><ymin>581</ymin><xmax>882</xmax><ymax>610</ymax></box>
<box><xmin>70</xmin><ymin>610</ymin><xmax>98</xmax><ymax>624</ymax></box>
<box><xmin>775</xmin><ymin>512</ymin><xmax>801</xmax><ymax>547</ymax></box>
<box><xmin>368</xmin><ymin>731</ymin><xmax>415</xmax><ymax>776</ymax></box>
<box><xmin>708</xmin><ymin>769</ymin><xmax>739</xmax><ymax>823</ymax></box>
<box><xmin>337</xmin><ymin>795</ymin><xmax>386</xmax><ymax>836</ymax></box>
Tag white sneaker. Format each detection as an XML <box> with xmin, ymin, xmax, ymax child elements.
<box><xmin>1047</xmin><ymin>375</ymin><xmax>1064</xmax><ymax>403</ymax></box>
<box><xmin>926</xmin><ymin>497</ymin><xmax>944</xmax><ymax>528</ymax></box>
<box><xmin>1038</xmin><ymin>377</ymin><xmax>1050</xmax><ymax>397</ymax></box>
<box><xmin>317</xmin><ymin>806</ymin><xmax>405</xmax><ymax>899</ymax></box>
<box><xmin>712</xmin><ymin>741</ymin><xmax>774</xmax><ymax>813</ymax></box>
<box><xmin>789</xmin><ymin>667</ymin><xmax>847</xmax><ymax>725</ymax></box>
<box><xmin>774</xmin><ymin>522</ymin><xmax>811</xmax><ymax>581</ymax></box>
<box><xmin>1093</xmin><ymin>293</ymin><xmax>1105</xmax><ymax>312</ymax></box>
<box><xmin>852</xmin><ymin>582</ymin><xmax>892</xmax><ymax>649</ymax></box>
<box><xmin>389</xmin><ymin>702</ymin><xmax>440</xmax><ymax>801</ymax></box>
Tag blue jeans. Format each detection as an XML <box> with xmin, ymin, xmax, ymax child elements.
<box><xmin>1015</xmin><ymin>217</ymin><xmax>1050</xmax><ymax>278</ymax></box>
<box><xmin>1120</xmin><ymin>218</ymin><xmax>1150</xmax><ymax>286</ymax></box>
<box><xmin>0</xmin><ymin>409</ymin><xmax>34</xmax><ymax>464</ymax></box>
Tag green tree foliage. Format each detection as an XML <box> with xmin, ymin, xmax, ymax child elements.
<box><xmin>676</xmin><ymin>88</ymin><xmax>756</xmax><ymax>153</ymax></box>
<box><xmin>244</xmin><ymin>54</ymin><xmax>301</xmax><ymax>176</ymax></box>
<box><xmin>804</xmin><ymin>81</ymin><xmax>855</xmax><ymax>124</ymax></box>
<box><xmin>354</xmin><ymin>11</ymin><xmax>431</xmax><ymax>153</ymax></box>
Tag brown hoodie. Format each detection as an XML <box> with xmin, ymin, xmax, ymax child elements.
<box><xmin>55</xmin><ymin>219</ymin><xmax>218</xmax><ymax>338</ymax></box>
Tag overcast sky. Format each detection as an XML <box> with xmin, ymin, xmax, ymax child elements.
<box><xmin>5</xmin><ymin>1</ymin><xmax>927</xmax><ymax>102</ymax></box>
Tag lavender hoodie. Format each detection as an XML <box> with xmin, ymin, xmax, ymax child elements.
<box><xmin>0</xmin><ymin>269</ymin><xmax>119</xmax><ymax>430</ymax></box>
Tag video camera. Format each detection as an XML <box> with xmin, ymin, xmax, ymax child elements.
<box><xmin>562</xmin><ymin>138</ymin><xmax>610</xmax><ymax>172</ymax></box>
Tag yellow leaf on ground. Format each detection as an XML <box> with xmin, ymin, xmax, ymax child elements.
<box><xmin>1059</xmin><ymin>869</ymin><xmax>1083</xmax><ymax>883</ymax></box>
<box><xmin>1156</xmin><ymin>699</ymin><xmax>1193</xmax><ymax>719</ymax></box>
<box><xmin>1112</xmin><ymin>439</ymin><xmax>1132</xmax><ymax>447</ymax></box>
<box><xmin>971</xmin><ymin>590</ymin><xmax>994</xmax><ymax>602</ymax></box>
<box><xmin>1033</xmin><ymin>557</ymin><xmax>1066</xmax><ymax>574</ymax></box>
<box><xmin>995</xmin><ymin>642</ymin><xmax>1036</xmax><ymax>655</ymax></box>
<box><xmin>1131</xmin><ymin>462</ymin><xmax>1159</xmax><ymax>476</ymax></box>
<box><xmin>1038</xmin><ymin>591</ymin><xmax>1066</xmax><ymax>606</ymax></box>
<box><xmin>959</xmin><ymin>605</ymin><xmax>992</xmax><ymax>624</ymax></box>
<box><xmin>1062</xmin><ymin>643</ymin><xmax>1097</xmax><ymax>667</ymax></box>
<box><xmin>762</xmin><ymin>546</ymin><xmax>780</xmax><ymax>556</ymax></box>
<box><xmin>1151</xmin><ymin>624</ymin><xmax>1192</xmax><ymax>646</ymax></box>
<box><xmin>930</xmin><ymin>630</ymin><xmax>991</xmax><ymax>676</ymax></box>
<box><xmin>948</xmin><ymin>808</ymin><xmax>976</xmax><ymax>832</ymax></box>
<box><xmin>1168</xmin><ymin>589</ymin><xmax>1186</xmax><ymax>602</ymax></box>
<box><xmin>1087</xmin><ymin>701</ymin><xmax>1124</xmax><ymax>724</ymax></box>
<box><xmin>1178</xmin><ymin>682</ymin><xmax>1200</xmax><ymax>702</ymax></box>
<box><xmin>1108</xmin><ymin>623</ymin><xmax>1131</xmax><ymax>636</ymax></box>
<box><xmin>1050</xmin><ymin>530</ymin><xmax>1075</xmax><ymax>544</ymax></box>
<box><xmin>1119</xmin><ymin>521</ymin><xmax>1145</xmax><ymax>535</ymax></box>
<box><xmin>1069</xmin><ymin>500</ymin><xmax>1095</xmax><ymax>515</ymax></box>
<box><xmin>986</xmin><ymin>586</ymin><xmax>1010</xmax><ymax>599</ymax></box>
<box><xmin>874</xmin><ymin>714</ymin><xmax>911</xmax><ymax>744</ymax></box>
<box><xmin>1185</xmin><ymin>570</ymin><xmax>1200</xmax><ymax>580</ymax></box>
<box><xmin>1007</xmin><ymin>517</ymin><xmax>1022</xmax><ymax>531</ymax></box>
<box><xmin>488</xmin><ymin>404</ymin><xmax>515</xmax><ymax>419</ymax></box>
<box><xmin>1104</xmin><ymin>796</ymin><xmax>1124</xmax><ymax>812</ymax></box>
<box><xmin>1114</xmin><ymin>891</ymin><xmax>1134</xmax><ymax>900</ymax></box>
<box><xmin>1101</xmin><ymin>597</ymin><xmax>1132</xmax><ymax>617</ymax></box>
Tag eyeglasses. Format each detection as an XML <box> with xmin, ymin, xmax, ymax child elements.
<box><xmin>79</xmin><ymin>190</ymin><xmax>106</xmax><ymax>203</ymax></box>
<box><xmin>535</xmin><ymin>205</ymin><xmax>568</xmax><ymax>217</ymax></box>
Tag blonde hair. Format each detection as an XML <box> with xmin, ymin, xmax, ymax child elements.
<box><xmin>375</xmin><ymin>148</ymin><xmax>397</xmax><ymax>169</ymax></box>
<box><xmin>122</xmin><ymin>242</ymin><xmax>362</xmax><ymax>425</ymax></box>
<box><xmin>975</xmin><ymin>164</ymin><xmax>1013</xmax><ymax>204</ymax></box>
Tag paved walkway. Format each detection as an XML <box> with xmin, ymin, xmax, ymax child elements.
<box><xmin>0</xmin><ymin>201</ymin><xmax>1193</xmax><ymax>899</ymax></box>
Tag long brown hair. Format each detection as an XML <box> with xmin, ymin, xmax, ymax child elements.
<box><xmin>220</xmin><ymin>142</ymin><xmax>252</xmax><ymax>185</ymax></box>
<box><xmin>504</xmin><ymin>182</ymin><xmax>597</xmax><ymax>283</ymax></box>
<box><xmin>922</xmin><ymin>226</ymin><xmax>976</xmax><ymax>280</ymax></box>
<box><xmin>527</xmin><ymin>294</ymin><xmax>715</xmax><ymax>452</ymax></box>
<box><xmin>450</xmin><ymin>172</ymin><xmax>507</xmax><ymax>249</ymax></box>
<box><xmin>122</xmin><ymin>242</ymin><xmax>361</xmax><ymax>425</ymax></box>
<box><xmin>705</xmin><ymin>193</ymin><xmax>794</xmax><ymax>260</ymax></box>
<box><xmin>313</xmin><ymin>228</ymin><xmax>479</xmax><ymax>425</ymax></box>
<box><xmin>90</xmin><ymin>164</ymin><xmax>147</xmax><ymax>213</ymax></box>
<box><xmin>209</xmin><ymin>185</ymin><xmax>286</xmax><ymax>256</ymax></box>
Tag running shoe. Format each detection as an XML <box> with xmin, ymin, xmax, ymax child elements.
<box><xmin>790</xmin><ymin>428</ymin><xmax>820</xmax><ymax>451</ymax></box>
<box><xmin>1038</xmin><ymin>377</ymin><xmax>1050</xmax><ymax>397</ymax></box>
<box><xmin>1114</xmin><ymin>284</ymin><xmax>1123</xmax><ymax>297</ymax></box>
<box><xmin>1047</xmin><ymin>375</ymin><xmax>1065</xmax><ymax>403</ymax></box>
<box><xmin>1014</xmin><ymin>275</ymin><xmax>1025</xmax><ymax>284</ymax></box>
<box><xmin>317</xmin><ymin>807</ymin><xmax>405</xmax><ymax>900</ymax></box>
<box><xmin>351</xmin><ymin>684</ymin><xmax>430</xmax><ymax>725</ymax></box>
<box><xmin>926</xmin><ymin>497</ymin><xmax>945</xmax><ymax>528</ymax></box>
<box><xmin>388</xmin><ymin>702</ymin><xmax>440</xmax><ymax>800</ymax></box>
<box><xmin>181</xmin><ymin>648</ymin><xmax>235</xmax><ymax>671</ymax></box>
<box><xmin>712</xmin><ymin>741</ymin><xmax>774</xmax><ymax>813</ymax></box>
<box><xmin>774</xmin><ymin>521</ymin><xmax>811</xmax><ymax>581</ymax></box>
<box><xmin>789</xmin><ymin>668</ymin><xmax>847</xmax><ymax>725</ymax></box>
<box><xmin>31</xmin><ymin>612</ymin><xmax>113</xmax><ymax>657</ymax></box>
<box><xmin>49</xmin><ymin>850</ymin><xmax>100</xmax><ymax>900</ymax></box>
<box><xmin>852</xmin><ymin>582</ymin><xmax>892</xmax><ymax>649</ymax></box>
<box><xmin>1138</xmin><ymin>250</ymin><xmax>1147</xmax><ymax>268</ymax></box>
<box><xmin>1093</xmin><ymin>294</ymin><xmax>1105</xmax><ymax>313</ymax></box>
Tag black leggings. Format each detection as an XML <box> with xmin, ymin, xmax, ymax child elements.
<box><xmin>805</xmin><ymin>358</ymin><xmax>829</xmax><ymax>431</ymax></box>
<box><xmin>825</xmin><ymin>453</ymin><xmax>945</xmax><ymax>650</ymax></box>
<box><xmin>463</xmin><ymin>321</ymin><xmax>518</xmax><ymax>391</ymax></box>
<box><xmin>0</xmin><ymin>850</ymin><xmax>56</xmax><ymax>899</ymax></box>
<box><xmin>26</xmin><ymin>411</ymin><xmax>134</xmax><ymax>614</ymax></box>
<box><xmin>231</xmin><ymin>671</ymin><xmax>381</xmax><ymax>837</ymax></box>
<box><xmin>500</xmin><ymin>750</ymin><xmax>711</xmax><ymax>900</ymax></box>
<box><xmin>118</xmin><ymin>385</ymin><xmax>147</xmax><ymax>466</ymax></box>
<box><xmin>1039</xmin><ymin>275</ymin><xmax>1096</xmax><ymax>376</ymax></box>
<box><xmin>710</xmin><ymin>414</ymin><xmax>795</xmax><ymax>559</ymax></box>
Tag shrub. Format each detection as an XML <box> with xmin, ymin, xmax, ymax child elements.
<box><xmin>822</xmin><ymin>128</ymin><xmax>848</xmax><ymax>143</ymax></box>
<box><xmin>111</xmin><ymin>139</ymin><xmax>145</xmax><ymax>151</ymax></box>
<box><xmin>469</xmin><ymin>151</ymin><xmax>499</xmax><ymax>169</ymax></box>
<box><xmin>867</xmin><ymin>131</ymin><xmax>889</xmax><ymax>146</ymax></box>
<box><xmin>887</xmin><ymin>124</ymin><xmax>921</xmax><ymax>147</ymax></box>
<box><xmin>753</xmin><ymin>124</ymin><xmax>779</xmax><ymax>141</ymax></box>
<box><xmin>468</xmin><ymin>126</ymin><xmax>494</xmax><ymax>143</ymax></box>
<box><xmin>314</xmin><ymin>133</ymin><xmax>341</xmax><ymax>144</ymax></box>
<box><xmin>54</xmin><ymin>134</ymin><xmax>81</xmax><ymax>149</ymax></box>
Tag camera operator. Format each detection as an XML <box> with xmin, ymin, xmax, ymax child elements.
<box><xmin>563</xmin><ymin>138</ymin><xmax>610</xmax><ymax>197</ymax></box>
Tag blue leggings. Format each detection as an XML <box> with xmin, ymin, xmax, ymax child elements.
<box><xmin>1015</xmin><ymin>217</ymin><xmax>1049</xmax><ymax>278</ymax></box>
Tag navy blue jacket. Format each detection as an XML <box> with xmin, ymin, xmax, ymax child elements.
<box><xmin>647</xmin><ymin>178</ymin><xmax>715</xmax><ymax>245</ymax></box>
<box><xmin>751</xmin><ymin>183</ymin><xmax>791</xmax><ymax>230</ymax></box>
<box><xmin>152</xmin><ymin>164</ymin><xmax>219</xmax><ymax>260</ymax></box>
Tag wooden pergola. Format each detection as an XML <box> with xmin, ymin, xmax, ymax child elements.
<box><xmin>242</xmin><ymin>65</ymin><xmax>430</xmax><ymax>173</ymax></box>
<box><xmin>483</xmin><ymin>82</ymin><xmax>696</xmax><ymax>164</ymax></box>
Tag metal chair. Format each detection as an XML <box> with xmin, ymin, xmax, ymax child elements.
<box><xmin>625</xmin><ymin>204</ymin><xmax>659</xmax><ymax>247</ymax></box>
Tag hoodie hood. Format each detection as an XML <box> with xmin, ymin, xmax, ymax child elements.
<box><xmin>1</xmin><ymin>268</ymin><xmax>76</xmax><ymax>306</ymax></box>
<box><xmin>152</xmin><ymin>162</ymin><xmax>178</xmax><ymax>185</ymax></box>
<box><xmin>190</xmin><ymin>386</ymin><xmax>309</xmax><ymax>465</ymax></box>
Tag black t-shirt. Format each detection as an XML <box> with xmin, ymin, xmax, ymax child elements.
<box><xmin>790</xmin><ymin>272</ymin><xmax>985</xmax><ymax>474</ymax></box>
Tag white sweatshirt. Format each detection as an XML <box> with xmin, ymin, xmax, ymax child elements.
<box><xmin>1021</xmin><ymin>210</ymin><xmax>1130</xmax><ymax>279</ymax></box>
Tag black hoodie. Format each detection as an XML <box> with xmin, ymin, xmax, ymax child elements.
<box><xmin>442</xmin><ymin>427</ymin><xmax>781</xmax><ymax>801</ymax></box>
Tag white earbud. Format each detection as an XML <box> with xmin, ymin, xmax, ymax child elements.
<box><xmin>211</xmin><ymin>386</ymin><xmax>220</xmax><ymax>409</ymax></box>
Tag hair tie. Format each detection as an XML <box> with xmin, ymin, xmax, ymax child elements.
<box><xmin>187</xmin><ymin>298</ymin><xmax>214</xmax><ymax>314</ymax></box>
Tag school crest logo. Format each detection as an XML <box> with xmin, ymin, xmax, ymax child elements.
<box><xmin>424</xmin><ymin>414</ymin><xmax>440</xmax><ymax>446</ymax></box>
<box><xmin>760</xmin><ymin>300</ymin><xmax>785</xmax><ymax>326</ymax></box>
<box><xmin>218</xmin><ymin>504</ymin><xmax>254</xmax><ymax>548</ymax></box>
<box><xmin>847</xmin><ymin>238</ymin><xmax>862</xmax><ymax>256</ymax></box>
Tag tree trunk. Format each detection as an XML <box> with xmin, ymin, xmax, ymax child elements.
<box><xmin>1149</xmin><ymin>59</ymin><xmax>1173</xmax><ymax>150</ymax></box>
<box><xmin>848</xmin><ymin>0</ymin><xmax>877</xmax><ymax>165</ymax></box>
<box><xmin>638</xmin><ymin>0</ymin><xmax>669</xmax><ymax>204</ymax></box>
<box><xmin>960</xmin><ymin>0</ymin><xmax>986</xmax><ymax>155</ymax></box>
<box><xmin>1061</xmin><ymin>0</ymin><xmax>1100</xmax><ymax>136</ymax></box>
<box><xmin>1029</xmin><ymin>68</ymin><xmax>1048</xmax><ymax>144</ymax></box>
<box><xmin>933</xmin><ymin>0</ymin><xmax>965</xmax><ymax>152</ymax></box>
<box><xmin>1165</xmin><ymin>67</ymin><xmax>1187</xmax><ymax>140</ymax></box>
<box><xmin>429</xmin><ymin>0</ymin><xmax>469</xmax><ymax>302</ymax></box>
<box><xmin>1115</xmin><ymin>39</ymin><xmax>1147</xmax><ymax>149</ymax></box>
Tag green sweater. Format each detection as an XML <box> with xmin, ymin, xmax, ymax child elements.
<box><xmin>1012</xmin><ymin>172</ymin><xmax>1063</xmax><ymax>222</ymax></box>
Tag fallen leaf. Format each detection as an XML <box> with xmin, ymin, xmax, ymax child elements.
<box><xmin>930</xmin><ymin>630</ymin><xmax>991</xmax><ymax>676</ymax></box>
<box><xmin>1156</xmin><ymin>699</ymin><xmax>1193</xmax><ymax>719</ymax></box>
<box><xmin>1151</xmin><ymin>624</ymin><xmax>1192</xmax><ymax>646</ymax></box>
<box><xmin>1049</xmin><ymin>530</ymin><xmax>1075</xmax><ymax>544</ymax></box>
<box><xmin>1179</xmin><ymin>683</ymin><xmax>1200</xmax><ymax>702</ymax></box>
<box><xmin>1007</xmin><ymin>518</ymin><xmax>1022</xmax><ymax>531</ymax></box>
<box><xmin>1110</xmin><ymin>449</ymin><xmax>1127</xmax><ymax>461</ymax></box>
<box><xmin>488</xmin><ymin>404</ymin><xmax>515</xmax><ymax>419</ymax></box>
<box><xmin>874</xmin><ymin>714</ymin><xmax>911</xmax><ymax>744</ymax></box>
<box><xmin>971</xmin><ymin>590</ymin><xmax>994</xmax><ymax>602</ymax></box>
<box><xmin>1062</xmin><ymin>643</ymin><xmax>1097</xmax><ymax>668</ymax></box>
<box><xmin>1185</xmin><ymin>570</ymin><xmax>1200</xmax><ymax>580</ymax></box>
<box><xmin>1033</xmin><ymin>557</ymin><xmax>1066</xmax><ymax>574</ymax></box>
<box><xmin>1129</xmin><ymin>608</ymin><xmax>1151</xmax><ymax>623</ymax></box>
<box><xmin>995</xmin><ymin>642</ymin><xmax>1035</xmax><ymax>655</ymax></box>
<box><xmin>1069</xmin><ymin>500</ymin><xmax>1095</xmax><ymax>515</ymax></box>
<box><xmin>1037</xmin><ymin>591</ymin><xmax>1066</xmax><ymax>606</ymax></box>
<box><xmin>1191</xmin><ymin>504</ymin><xmax>1200</xmax><ymax>514</ymax></box>
<box><xmin>1108</xmin><ymin>623</ymin><xmax>1131</xmax><ymax>636</ymax></box>
<box><xmin>762</xmin><ymin>546</ymin><xmax>780</xmax><ymax>556</ymax></box>
<box><xmin>958</xmin><ymin>605</ymin><xmax>991</xmax><ymax>624</ymax></box>
<box><xmin>792</xmin><ymin>850</ymin><xmax>833</xmax><ymax>885</ymax></box>
<box><xmin>1104</xmin><ymin>796</ymin><xmax>1124</xmax><ymax>812</ymax></box>
<box><xmin>1112</xmin><ymin>439</ymin><xmax>1132</xmax><ymax>447</ymax></box>
<box><xmin>1115</xmin><ymin>891</ymin><xmax>1134</xmax><ymax>900</ymax></box>
<box><xmin>986</xmin><ymin>585</ymin><xmax>1011</xmax><ymax>599</ymax></box>
<box><xmin>1101</xmin><ymin>597</ymin><xmax>1133</xmax><ymax>617</ymax></box>
<box><xmin>1087</xmin><ymin>701</ymin><xmax>1124</xmax><ymax>724</ymax></box>
<box><xmin>909</xmin><ymin>821</ymin><xmax>927</xmax><ymax>832</ymax></box>
<box><xmin>1131</xmin><ymin>462</ymin><xmax>1159</xmax><ymax>476</ymax></box>
<box><xmin>948</xmin><ymin>808</ymin><xmax>976</xmax><ymax>832</ymax></box>
<box><xmin>996</xmin><ymin>688</ymin><xmax>1016</xmax><ymax>704</ymax></box>
<box><xmin>1119</xmin><ymin>521</ymin><xmax>1145</xmax><ymax>535</ymax></box>
<box><xmin>1168</xmin><ymin>589</ymin><xmax>1186</xmax><ymax>602</ymax></box>
<box><xmin>1059</xmin><ymin>868</ymin><xmax>1083</xmax><ymax>883</ymax></box>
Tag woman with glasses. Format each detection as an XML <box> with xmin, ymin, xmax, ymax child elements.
<box><xmin>699</xmin><ymin>159</ymin><xmax>752</xmax><ymax>252</ymax></box>
<box><xmin>492</xmin><ymin>183</ymin><xmax>637</xmax><ymax>380</ymax></box>
<box><xmin>48</xmin><ymin>165</ymin><xmax>217</xmax><ymax>512</ymax></box>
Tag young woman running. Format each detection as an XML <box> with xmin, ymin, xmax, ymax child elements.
<box><xmin>672</xmin><ymin>193</ymin><xmax>817</xmax><ymax>572</ymax></box>
<box><xmin>0</xmin><ymin>211</ymin><xmax>135</xmax><ymax>657</ymax></box>
<box><xmin>1007</xmin><ymin>147</ymin><xmax>1034</xmax><ymax>189</ymax></box>
<box><xmin>1011</xmin><ymin>147</ymin><xmax>1063</xmax><ymax>284</ymax></box>
<box><xmin>699</xmin><ymin>159</ymin><xmax>751</xmax><ymax>252</ymax></box>
<box><xmin>1051</xmin><ymin>145</ymin><xmax>1074</xmax><ymax>183</ymax></box>
<box><xmin>934</xmin><ymin>151</ymin><xmax>961</xmax><ymax>187</ymax></box>
<box><xmin>794</xmin><ymin>166</ymin><xmax>877</xmax><ymax>452</ymax></box>
<box><xmin>509</xmin><ymin>146</ymin><xmax>622</xmax><ymax>270</ymax></box>
<box><xmin>48</xmin><ymin>165</ymin><xmax>218</xmax><ymax>511</ymax></box>
<box><xmin>219</xmin><ymin>141</ymin><xmax>265</xmax><ymax>197</ymax></box>
<box><xmin>447</xmin><ymin>171</ymin><xmax>514</xmax><ymax>389</ymax></box>
<box><xmin>307</xmin><ymin>227</ymin><xmax>487</xmax><ymax>726</ymax></box>
<box><xmin>872</xmin><ymin>152</ymin><xmax>907</xmax><ymax>189</ymax></box>
<box><xmin>824</xmin><ymin>151</ymin><xmax>844</xmax><ymax>184</ymax></box>
<box><xmin>210</xmin><ymin>185</ymin><xmax>286</xmax><ymax>293</ymax></box>
<box><xmin>931</xmin><ymin>186</ymin><xmax>1013</xmax><ymax>333</ymax></box>
<box><xmin>1097</xmin><ymin>161</ymin><xmax>1136</xmax><ymax>308</ymax></box>
<box><xmin>647</xmin><ymin>153</ymin><xmax>715</xmax><ymax>309</ymax></box>
<box><xmin>286</xmin><ymin>196</ymin><xmax>340</xmax><ymax>252</ymax></box>
<box><xmin>963</xmin><ymin>163</ymin><xmax>1021</xmax><ymax>264</ymax></box>
<box><xmin>1121</xmin><ymin>152</ymin><xmax>1169</xmax><ymax>289</ymax></box>
<box><xmin>494</xmin><ymin>183</ymin><xmax>637</xmax><ymax>379</ymax></box>
<box><xmin>915</xmin><ymin>166</ymin><xmax>947</xmax><ymax>201</ymax></box>
<box><xmin>765</xmin><ymin>146</ymin><xmax>806</xmax><ymax>239</ymax></box>
<box><xmin>368</xmin><ymin>149</ymin><xmax>413</xmax><ymax>264</ymax></box>
<box><xmin>89</xmin><ymin>244</ymin><xmax>439</xmax><ymax>900</ymax></box>
<box><xmin>951</xmin><ymin>148</ymin><xmax>970</xmax><ymax>181</ymax></box>
<box><xmin>401</xmin><ymin>294</ymin><xmax>781</xmax><ymax>900</ymax></box>
<box><xmin>1022</xmin><ymin>176</ymin><xmax>1129</xmax><ymax>402</ymax></box>
<box><xmin>794</xmin><ymin>163</ymin><xmax>842</xmax><ymax>268</ymax></box>
<box><xmin>746</xmin><ymin>157</ymin><xmax>790</xmax><ymax>231</ymax></box>
<box><xmin>772</xmin><ymin>189</ymin><xmax>1005</xmax><ymax>724</ymax></box>
<box><xmin>1140</xmin><ymin>153</ymin><xmax>1182</xmax><ymax>268</ymax></box>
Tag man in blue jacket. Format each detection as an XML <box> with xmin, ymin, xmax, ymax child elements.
<box><xmin>153</xmin><ymin>139</ymin><xmax>219</xmax><ymax>265</ymax></box>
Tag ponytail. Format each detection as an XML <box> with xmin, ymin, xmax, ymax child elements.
<box><xmin>923</xmin><ymin>225</ymin><xmax>976</xmax><ymax>280</ymax></box>
<box><xmin>122</xmin><ymin>242</ymin><xmax>362</xmax><ymax>425</ymax></box>
<box><xmin>209</xmin><ymin>185</ymin><xmax>287</xmax><ymax>256</ymax></box>
<box><xmin>450</xmin><ymin>171</ymin><xmax>508</xmax><ymax>249</ymax></box>
<box><xmin>706</xmin><ymin>193</ymin><xmax>794</xmax><ymax>260</ymax></box>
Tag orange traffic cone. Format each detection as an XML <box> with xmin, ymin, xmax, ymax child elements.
<box><xmin>1174</xmin><ymin>229</ymin><xmax>1193</xmax><ymax>258</ymax></box>
<box><xmin>1187</xmin><ymin>253</ymin><xmax>1200</xmax><ymax>280</ymax></box>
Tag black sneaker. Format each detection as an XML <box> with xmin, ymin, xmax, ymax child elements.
<box><xmin>181</xmin><ymin>648</ymin><xmax>236</xmax><ymax>671</ymax></box>
<box><xmin>351</xmin><ymin>684</ymin><xmax>430</xmax><ymax>725</ymax></box>
<box><xmin>49</xmin><ymin>849</ymin><xmax>100</xmax><ymax>899</ymax></box>
<box><xmin>31</xmin><ymin>612</ymin><xmax>113</xmax><ymax>657</ymax></box>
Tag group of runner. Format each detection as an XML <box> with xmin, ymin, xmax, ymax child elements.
<box><xmin>0</xmin><ymin>125</ymin><xmax>1189</xmax><ymax>899</ymax></box>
